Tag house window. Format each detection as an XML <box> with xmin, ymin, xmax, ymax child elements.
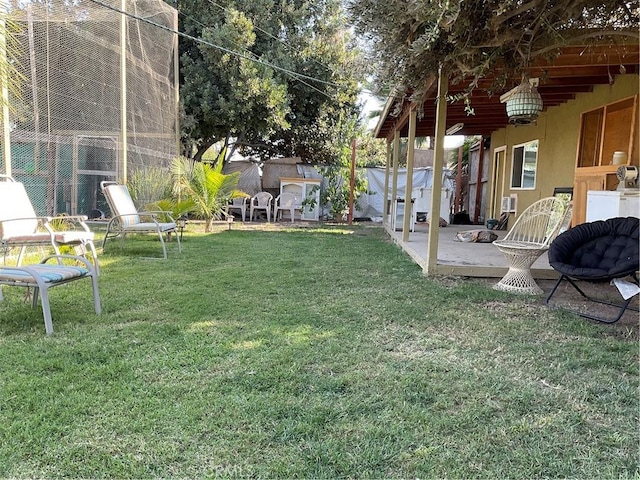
<box><xmin>511</xmin><ymin>140</ymin><xmax>538</xmax><ymax>189</ymax></box>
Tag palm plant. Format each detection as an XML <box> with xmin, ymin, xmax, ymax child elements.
<box><xmin>170</xmin><ymin>156</ymin><xmax>247</xmax><ymax>232</ymax></box>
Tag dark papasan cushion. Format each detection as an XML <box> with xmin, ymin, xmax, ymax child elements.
<box><xmin>548</xmin><ymin>216</ymin><xmax>640</xmax><ymax>281</ymax></box>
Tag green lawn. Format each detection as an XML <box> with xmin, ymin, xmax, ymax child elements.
<box><xmin>0</xmin><ymin>224</ymin><xmax>637</xmax><ymax>478</ymax></box>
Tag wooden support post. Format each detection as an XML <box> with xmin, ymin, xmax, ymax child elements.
<box><xmin>347</xmin><ymin>138</ymin><xmax>356</xmax><ymax>225</ymax></box>
<box><xmin>390</xmin><ymin>130</ymin><xmax>400</xmax><ymax>228</ymax></box>
<box><xmin>473</xmin><ymin>137</ymin><xmax>484</xmax><ymax>224</ymax></box>
<box><xmin>382</xmin><ymin>139</ymin><xmax>391</xmax><ymax>219</ymax></box>
<box><xmin>425</xmin><ymin>69</ymin><xmax>448</xmax><ymax>275</ymax></box>
<box><xmin>455</xmin><ymin>145</ymin><xmax>463</xmax><ymax>213</ymax></box>
<box><xmin>402</xmin><ymin>106</ymin><xmax>416</xmax><ymax>242</ymax></box>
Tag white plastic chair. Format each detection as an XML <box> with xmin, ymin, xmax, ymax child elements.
<box><xmin>274</xmin><ymin>192</ymin><xmax>301</xmax><ymax>222</ymax></box>
<box><xmin>226</xmin><ymin>197</ymin><xmax>248</xmax><ymax>222</ymax></box>
<box><xmin>0</xmin><ymin>175</ymin><xmax>100</xmax><ymax>274</ymax></box>
<box><xmin>249</xmin><ymin>192</ymin><xmax>273</xmax><ymax>222</ymax></box>
<box><xmin>493</xmin><ymin>197</ymin><xmax>572</xmax><ymax>294</ymax></box>
<box><xmin>100</xmin><ymin>181</ymin><xmax>181</xmax><ymax>259</ymax></box>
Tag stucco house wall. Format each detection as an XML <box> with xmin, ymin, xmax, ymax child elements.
<box><xmin>488</xmin><ymin>74</ymin><xmax>639</xmax><ymax>221</ymax></box>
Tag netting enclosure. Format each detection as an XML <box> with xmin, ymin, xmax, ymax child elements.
<box><xmin>1</xmin><ymin>0</ymin><xmax>179</xmax><ymax>217</ymax></box>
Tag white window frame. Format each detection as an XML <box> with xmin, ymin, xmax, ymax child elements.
<box><xmin>510</xmin><ymin>140</ymin><xmax>538</xmax><ymax>190</ymax></box>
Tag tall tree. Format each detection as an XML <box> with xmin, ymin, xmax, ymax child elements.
<box><xmin>347</xmin><ymin>0</ymin><xmax>639</xmax><ymax>102</ymax></box>
<box><xmin>174</xmin><ymin>0</ymin><xmax>365</xmax><ymax>164</ymax></box>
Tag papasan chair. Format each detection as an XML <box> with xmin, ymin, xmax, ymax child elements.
<box><xmin>544</xmin><ymin>216</ymin><xmax>639</xmax><ymax>323</ymax></box>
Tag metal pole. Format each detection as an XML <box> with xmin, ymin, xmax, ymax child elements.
<box><xmin>173</xmin><ymin>7</ymin><xmax>180</xmax><ymax>157</ymax></box>
<box><xmin>0</xmin><ymin>11</ymin><xmax>11</xmax><ymax>176</ymax></box>
<box><xmin>27</xmin><ymin>6</ymin><xmax>39</xmax><ymax>172</ymax></box>
<box><xmin>120</xmin><ymin>0</ymin><xmax>128</xmax><ymax>183</ymax></box>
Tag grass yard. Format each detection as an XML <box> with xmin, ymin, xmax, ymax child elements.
<box><xmin>0</xmin><ymin>223</ymin><xmax>638</xmax><ymax>478</ymax></box>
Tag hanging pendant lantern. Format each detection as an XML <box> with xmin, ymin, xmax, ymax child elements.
<box><xmin>505</xmin><ymin>79</ymin><xmax>543</xmax><ymax>125</ymax></box>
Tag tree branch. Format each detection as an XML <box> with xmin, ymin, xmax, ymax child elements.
<box><xmin>531</xmin><ymin>30</ymin><xmax>640</xmax><ymax>57</ymax></box>
<box><xmin>490</xmin><ymin>0</ymin><xmax>545</xmax><ymax>29</ymax></box>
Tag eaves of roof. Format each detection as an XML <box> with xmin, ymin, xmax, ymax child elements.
<box><xmin>374</xmin><ymin>42</ymin><xmax>640</xmax><ymax>140</ymax></box>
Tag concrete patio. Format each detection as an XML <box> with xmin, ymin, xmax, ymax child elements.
<box><xmin>385</xmin><ymin>221</ymin><xmax>558</xmax><ymax>279</ymax></box>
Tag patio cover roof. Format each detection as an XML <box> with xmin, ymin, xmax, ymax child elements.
<box><xmin>374</xmin><ymin>42</ymin><xmax>640</xmax><ymax>139</ymax></box>
<box><xmin>373</xmin><ymin>39</ymin><xmax>638</xmax><ymax>278</ymax></box>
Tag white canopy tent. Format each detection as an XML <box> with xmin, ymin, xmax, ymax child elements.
<box><xmin>295</xmin><ymin>164</ymin><xmax>453</xmax><ymax>222</ymax></box>
<box><xmin>357</xmin><ymin>167</ymin><xmax>454</xmax><ymax>221</ymax></box>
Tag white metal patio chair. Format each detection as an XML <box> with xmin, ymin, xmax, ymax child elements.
<box><xmin>0</xmin><ymin>254</ymin><xmax>101</xmax><ymax>335</ymax></box>
<box><xmin>249</xmin><ymin>192</ymin><xmax>273</xmax><ymax>222</ymax></box>
<box><xmin>0</xmin><ymin>175</ymin><xmax>100</xmax><ymax>274</ymax></box>
<box><xmin>273</xmin><ymin>192</ymin><xmax>302</xmax><ymax>222</ymax></box>
<box><xmin>100</xmin><ymin>181</ymin><xmax>181</xmax><ymax>259</ymax></box>
<box><xmin>493</xmin><ymin>197</ymin><xmax>572</xmax><ymax>295</ymax></box>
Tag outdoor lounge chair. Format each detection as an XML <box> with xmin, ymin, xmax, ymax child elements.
<box><xmin>0</xmin><ymin>175</ymin><xmax>100</xmax><ymax>274</ymax></box>
<box><xmin>545</xmin><ymin>216</ymin><xmax>639</xmax><ymax>323</ymax></box>
<box><xmin>273</xmin><ymin>192</ymin><xmax>301</xmax><ymax>222</ymax></box>
<box><xmin>100</xmin><ymin>181</ymin><xmax>181</xmax><ymax>259</ymax></box>
<box><xmin>493</xmin><ymin>197</ymin><xmax>571</xmax><ymax>295</ymax></box>
<box><xmin>0</xmin><ymin>254</ymin><xmax>101</xmax><ymax>335</ymax></box>
<box><xmin>249</xmin><ymin>192</ymin><xmax>273</xmax><ymax>222</ymax></box>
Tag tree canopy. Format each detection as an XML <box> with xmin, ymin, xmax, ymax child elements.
<box><xmin>347</xmin><ymin>0</ymin><xmax>639</xmax><ymax>102</ymax></box>
<box><xmin>173</xmin><ymin>0</ymin><xmax>366</xmax><ymax>164</ymax></box>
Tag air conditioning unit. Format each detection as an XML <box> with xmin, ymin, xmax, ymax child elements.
<box><xmin>501</xmin><ymin>195</ymin><xmax>517</xmax><ymax>213</ymax></box>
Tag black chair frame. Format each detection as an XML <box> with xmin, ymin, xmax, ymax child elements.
<box><xmin>544</xmin><ymin>216</ymin><xmax>639</xmax><ymax>324</ymax></box>
<box><xmin>545</xmin><ymin>272</ymin><xmax>639</xmax><ymax>324</ymax></box>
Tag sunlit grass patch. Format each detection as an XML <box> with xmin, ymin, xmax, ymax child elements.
<box><xmin>0</xmin><ymin>223</ymin><xmax>637</xmax><ymax>478</ymax></box>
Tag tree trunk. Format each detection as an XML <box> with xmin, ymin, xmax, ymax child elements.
<box><xmin>194</xmin><ymin>138</ymin><xmax>216</xmax><ymax>162</ymax></box>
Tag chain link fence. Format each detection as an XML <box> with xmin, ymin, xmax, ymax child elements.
<box><xmin>1</xmin><ymin>0</ymin><xmax>179</xmax><ymax>217</ymax></box>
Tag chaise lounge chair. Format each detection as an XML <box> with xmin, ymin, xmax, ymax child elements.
<box><xmin>0</xmin><ymin>254</ymin><xmax>101</xmax><ymax>335</ymax></box>
<box><xmin>100</xmin><ymin>181</ymin><xmax>181</xmax><ymax>259</ymax></box>
<box><xmin>0</xmin><ymin>175</ymin><xmax>100</xmax><ymax>274</ymax></box>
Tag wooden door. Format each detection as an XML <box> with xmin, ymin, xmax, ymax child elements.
<box><xmin>573</xmin><ymin>175</ymin><xmax>605</xmax><ymax>225</ymax></box>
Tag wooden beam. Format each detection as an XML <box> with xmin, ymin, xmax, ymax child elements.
<box><xmin>455</xmin><ymin>145</ymin><xmax>463</xmax><ymax>214</ymax></box>
<box><xmin>390</xmin><ymin>130</ymin><xmax>400</xmax><ymax>228</ymax></box>
<box><xmin>403</xmin><ymin>107</ymin><xmax>416</xmax><ymax>242</ymax></box>
<box><xmin>382</xmin><ymin>139</ymin><xmax>391</xmax><ymax>219</ymax></box>
<box><xmin>473</xmin><ymin>137</ymin><xmax>484</xmax><ymax>224</ymax></box>
<box><xmin>425</xmin><ymin>69</ymin><xmax>447</xmax><ymax>276</ymax></box>
<box><xmin>434</xmin><ymin>264</ymin><xmax>559</xmax><ymax>279</ymax></box>
<box><xmin>388</xmin><ymin>107</ymin><xmax>412</xmax><ymax>141</ymax></box>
